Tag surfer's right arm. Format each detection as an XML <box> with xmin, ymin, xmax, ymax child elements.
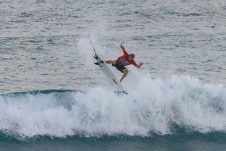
<box><xmin>120</xmin><ymin>42</ymin><xmax>129</xmax><ymax>55</ymax></box>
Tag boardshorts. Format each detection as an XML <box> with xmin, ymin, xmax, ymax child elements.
<box><xmin>112</xmin><ymin>62</ymin><xmax>125</xmax><ymax>73</ymax></box>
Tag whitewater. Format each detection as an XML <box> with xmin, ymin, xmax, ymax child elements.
<box><xmin>0</xmin><ymin>75</ymin><xmax>225</xmax><ymax>139</ymax></box>
<box><xmin>1</xmin><ymin>0</ymin><xmax>226</xmax><ymax>150</ymax></box>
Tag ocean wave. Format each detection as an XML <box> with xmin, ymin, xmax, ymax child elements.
<box><xmin>0</xmin><ymin>76</ymin><xmax>226</xmax><ymax>139</ymax></box>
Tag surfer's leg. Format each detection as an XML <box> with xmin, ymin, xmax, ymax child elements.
<box><xmin>106</xmin><ymin>60</ymin><xmax>116</xmax><ymax>65</ymax></box>
<box><xmin>120</xmin><ymin>68</ymin><xmax>128</xmax><ymax>82</ymax></box>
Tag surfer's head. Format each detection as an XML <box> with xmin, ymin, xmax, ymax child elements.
<box><xmin>129</xmin><ymin>54</ymin><xmax>135</xmax><ymax>60</ymax></box>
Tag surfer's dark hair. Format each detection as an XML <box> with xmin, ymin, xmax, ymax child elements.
<box><xmin>130</xmin><ymin>53</ymin><xmax>135</xmax><ymax>58</ymax></box>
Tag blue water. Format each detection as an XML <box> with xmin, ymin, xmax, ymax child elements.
<box><xmin>1</xmin><ymin>0</ymin><xmax>226</xmax><ymax>150</ymax></box>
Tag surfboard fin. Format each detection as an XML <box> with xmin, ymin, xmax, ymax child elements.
<box><xmin>94</xmin><ymin>55</ymin><xmax>98</xmax><ymax>59</ymax></box>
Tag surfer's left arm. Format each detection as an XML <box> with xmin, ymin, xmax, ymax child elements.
<box><xmin>136</xmin><ymin>62</ymin><xmax>143</xmax><ymax>68</ymax></box>
<box><xmin>132</xmin><ymin>60</ymin><xmax>143</xmax><ymax>68</ymax></box>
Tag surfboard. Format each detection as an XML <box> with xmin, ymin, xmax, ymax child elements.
<box><xmin>89</xmin><ymin>37</ymin><xmax>128</xmax><ymax>94</ymax></box>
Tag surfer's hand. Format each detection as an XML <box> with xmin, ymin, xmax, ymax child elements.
<box><xmin>136</xmin><ymin>62</ymin><xmax>143</xmax><ymax>68</ymax></box>
<box><xmin>120</xmin><ymin>42</ymin><xmax>124</xmax><ymax>49</ymax></box>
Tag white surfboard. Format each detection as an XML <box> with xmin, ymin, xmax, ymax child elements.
<box><xmin>89</xmin><ymin>36</ymin><xmax>128</xmax><ymax>94</ymax></box>
<box><xmin>93</xmin><ymin>54</ymin><xmax>128</xmax><ymax>94</ymax></box>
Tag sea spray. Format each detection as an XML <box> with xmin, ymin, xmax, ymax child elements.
<box><xmin>0</xmin><ymin>76</ymin><xmax>226</xmax><ymax>139</ymax></box>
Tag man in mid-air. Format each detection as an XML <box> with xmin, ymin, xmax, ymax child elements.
<box><xmin>106</xmin><ymin>42</ymin><xmax>143</xmax><ymax>82</ymax></box>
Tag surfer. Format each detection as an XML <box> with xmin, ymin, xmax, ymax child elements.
<box><xmin>106</xmin><ymin>42</ymin><xmax>143</xmax><ymax>82</ymax></box>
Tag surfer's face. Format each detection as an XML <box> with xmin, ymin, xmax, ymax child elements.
<box><xmin>128</xmin><ymin>55</ymin><xmax>134</xmax><ymax>61</ymax></box>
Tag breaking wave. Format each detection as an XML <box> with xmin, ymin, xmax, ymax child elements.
<box><xmin>0</xmin><ymin>76</ymin><xmax>226</xmax><ymax>139</ymax></box>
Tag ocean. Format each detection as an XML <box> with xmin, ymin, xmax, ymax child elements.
<box><xmin>0</xmin><ymin>0</ymin><xmax>226</xmax><ymax>150</ymax></box>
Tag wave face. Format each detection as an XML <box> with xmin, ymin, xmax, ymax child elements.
<box><xmin>0</xmin><ymin>76</ymin><xmax>226</xmax><ymax>139</ymax></box>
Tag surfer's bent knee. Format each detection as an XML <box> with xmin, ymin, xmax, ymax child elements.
<box><xmin>123</xmin><ymin>68</ymin><xmax>128</xmax><ymax>74</ymax></box>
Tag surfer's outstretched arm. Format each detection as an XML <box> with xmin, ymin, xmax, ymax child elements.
<box><xmin>136</xmin><ymin>62</ymin><xmax>144</xmax><ymax>68</ymax></box>
<box><xmin>120</xmin><ymin>42</ymin><xmax>129</xmax><ymax>55</ymax></box>
<box><xmin>120</xmin><ymin>42</ymin><xmax>126</xmax><ymax>51</ymax></box>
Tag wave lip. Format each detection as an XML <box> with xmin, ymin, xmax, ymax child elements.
<box><xmin>0</xmin><ymin>76</ymin><xmax>226</xmax><ymax>139</ymax></box>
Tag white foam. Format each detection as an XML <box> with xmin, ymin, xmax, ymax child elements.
<box><xmin>0</xmin><ymin>75</ymin><xmax>226</xmax><ymax>138</ymax></box>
